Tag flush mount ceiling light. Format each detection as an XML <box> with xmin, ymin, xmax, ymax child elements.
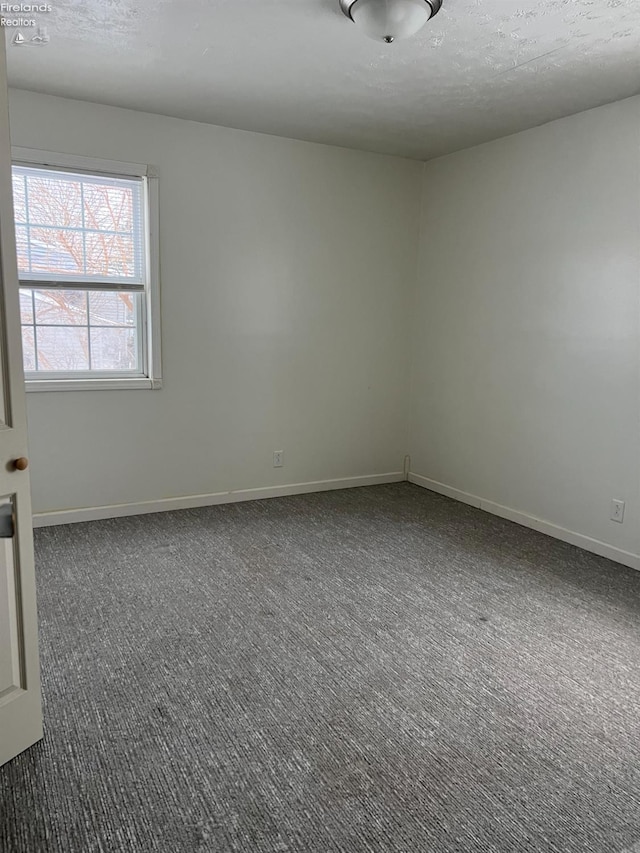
<box><xmin>339</xmin><ymin>0</ymin><xmax>442</xmax><ymax>43</ymax></box>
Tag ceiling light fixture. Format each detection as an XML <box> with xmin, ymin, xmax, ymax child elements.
<box><xmin>339</xmin><ymin>0</ymin><xmax>442</xmax><ymax>43</ymax></box>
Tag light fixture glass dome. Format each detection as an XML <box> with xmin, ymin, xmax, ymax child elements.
<box><xmin>348</xmin><ymin>0</ymin><xmax>437</xmax><ymax>42</ymax></box>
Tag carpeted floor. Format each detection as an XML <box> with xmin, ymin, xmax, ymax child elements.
<box><xmin>2</xmin><ymin>482</ymin><xmax>640</xmax><ymax>852</ymax></box>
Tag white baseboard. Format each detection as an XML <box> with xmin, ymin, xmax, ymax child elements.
<box><xmin>32</xmin><ymin>472</ymin><xmax>405</xmax><ymax>528</ymax></box>
<box><xmin>408</xmin><ymin>472</ymin><xmax>640</xmax><ymax>572</ymax></box>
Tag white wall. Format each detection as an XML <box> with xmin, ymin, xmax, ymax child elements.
<box><xmin>8</xmin><ymin>89</ymin><xmax>422</xmax><ymax>515</ymax></box>
<box><xmin>409</xmin><ymin>96</ymin><xmax>640</xmax><ymax>564</ymax></box>
<box><xmin>10</xmin><ymin>88</ymin><xmax>640</xmax><ymax>568</ymax></box>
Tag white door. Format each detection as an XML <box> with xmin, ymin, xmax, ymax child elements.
<box><xmin>0</xmin><ymin>34</ymin><xmax>43</xmax><ymax>767</ymax></box>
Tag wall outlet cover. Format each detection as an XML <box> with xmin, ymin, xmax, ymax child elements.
<box><xmin>610</xmin><ymin>499</ymin><xmax>625</xmax><ymax>523</ymax></box>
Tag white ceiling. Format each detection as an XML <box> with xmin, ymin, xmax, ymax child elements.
<box><xmin>6</xmin><ymin>0</ymin><xmax>640</xmax><ymax>160</ymax></box>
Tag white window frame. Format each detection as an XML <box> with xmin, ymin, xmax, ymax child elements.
<box><xmin>12</xmin><ymin>147</ymin><xmax>162</xmax><ymax>392</ymax></box>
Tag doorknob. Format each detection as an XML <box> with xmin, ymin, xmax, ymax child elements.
<box><xmin>13</xmin><ymin>457</ymin><xmax>28</xmax><ymax>471</ymax></box>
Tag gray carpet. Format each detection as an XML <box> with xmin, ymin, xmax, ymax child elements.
<box><xmin>2</xmin><ymin>482</ymin><xmax>640</xmax><ymax>853</ymax></box>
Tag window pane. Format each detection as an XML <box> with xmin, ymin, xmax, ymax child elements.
<box><xmin>34</xmin><ymin>289</ymin><xmax>87</xmax><ymax>326</ymax></box>
<box><xmin>36</xmin><ymin>326</ymin><xmax>89</xmax><ymax>371</ymax></box>
<box><xmin>85</xmin><ymin>232</ymin><xmax>135</xmax><ymax>279</ymax></box>
<box><xmin>29</xmin><ymin>227</ymin><xmax>84</xmax><ymax>276</ymax></box>
<box><xmin>19</xmin><ymin>289</ymin><xmax>33</xmax><ymax>323</ymax></box>
<box><xmin>21</xmin><ymin>327</ymin><xmax>35</xmax><ymax>370</ymax></box>
<box><xmin>15</xmin><ymin>225</ymin><xmax>29</xmax><ymax>275</ymax></box>
<box><xmin>83</xmin><ymin>183</ymin><xmax>134</xmax><ymax>232</ymax></box>
<box><xmin>25</xmin><ymin>174</ymin><xmax>83</xmax><ymax>227</ymax></box>
<box><xmin>13</xmin><ymin>165</ymin><xmax>144</xmax><ymax>286</ymax></box>
<box><xmin>12</xmin><ymin>174</ymin><xmax>26</xmax><ymax>223</ymax></box>
<box><xmin>90</xmin><ymin>327</ymin><xmax>137</xmax><ymax>371</ymax></box>
<box><xmin>88</xmin><ymin>291</ymin><xmax>135</xmax><ymax>326</ymax></box>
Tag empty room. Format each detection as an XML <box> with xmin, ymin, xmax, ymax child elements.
<box><xmin>1</xmin><ymin>1</ymin><xmax>639</xmax><ymax>851</ymax></box>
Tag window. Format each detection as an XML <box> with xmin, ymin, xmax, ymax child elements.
<box><xmin>11</xmin><ymin>149</ymin><xmax>161</xmax><ymax>391</ymax></box>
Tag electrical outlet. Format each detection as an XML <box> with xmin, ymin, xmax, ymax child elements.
<box><xmin>273</xmin><ymin>450</ymin><xmax>284</xmax><ymax>468</ymax></box>
<box><xmin>610</xmin><ymin>499</ymin><xmax>625</xmax><ymax>523</ymax></box>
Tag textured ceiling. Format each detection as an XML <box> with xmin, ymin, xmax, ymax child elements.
<box><xmin>6</xmin><ymin>0</ymin><xmax>640</xmax><ymax>160</ymax></box>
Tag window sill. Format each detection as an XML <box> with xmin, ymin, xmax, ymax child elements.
<box><xmin>25</xmin><ymin>377</ymin><xmax>162</xmax><ymax>392</ymax></box>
